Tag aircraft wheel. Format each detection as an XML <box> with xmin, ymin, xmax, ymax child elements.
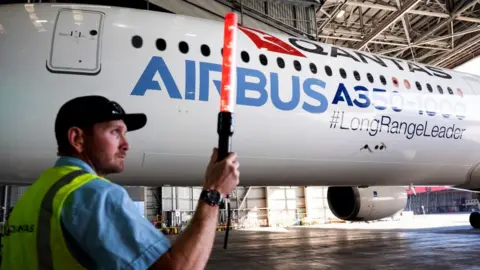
<box><xmin>469</xmin><ymin>212</ymin><xmax>480</xmax><ymax>229</ymax></box>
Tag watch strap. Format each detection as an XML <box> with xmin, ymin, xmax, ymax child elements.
<box><xmin>200</xmin><ymin>189</ymin><xmax>223</xmax><ymax>206</ymax></box>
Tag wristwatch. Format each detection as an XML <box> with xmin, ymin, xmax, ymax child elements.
<box><xmin>200</xmin><ymin>189</ymin><xmax>223</xmax><ymax>206</ymax></box>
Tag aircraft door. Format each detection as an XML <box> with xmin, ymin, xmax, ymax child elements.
<box><xmin>46</xmin><ymin>8</ymin><xmax>104</xmax><ymax>75</ymax></box>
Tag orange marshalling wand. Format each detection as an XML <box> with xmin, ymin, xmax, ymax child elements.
<box><xmin>219</xmin><ymin>12</ymin><xmax>238</xmax><ymax>114</ymax></box>
<box><xmin>217</xmin><ymin>12</ymin><xmax>238</xmax><ymax>250</ymax></box>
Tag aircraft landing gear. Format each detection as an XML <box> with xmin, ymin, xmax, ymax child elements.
<box><xmin>469</xmin><ymin>212</ymin><xmax>480</xmax><ymax>228</ymax></box>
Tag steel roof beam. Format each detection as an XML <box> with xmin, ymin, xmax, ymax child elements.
<box><xmin>415</xmin><ymin>50</ymin><xmax>444</xmax><ymax>62</ymax></box>
<box><xmin>429</xmin><ymin>32</ymin><xmax>480</xmax><ymax>66</ymax></box>
<box><xmin>320</xmin><ymin>27</ymin><xmax>448</xmax><ymax>46</ymax></box>
<box><xmin>319</xmin><ymin>34</ymin><xmax>449</xmax><ymax>51</ymax></box>
<box><xmin>317</xmin><ymin>0</ymin><xmax>347</xmax><ymax>32</ymax></box>
<box><xmin>417</xmin><ymin>26</ymin><xmax>480</xmax><ymax>45</ymax></box>
<box><xmin>444</xmin><ymin>45</ymin><xmax>480</xmax><ymax>68</ymax></box>
<box><xmin>456</xmin><ymin>16</ymin><xmax>480</xmax><ymax>24</ymax></box>
<box><xmin>353</xmin><ymin>0</ymin><xmax>422</xmax><ymax>50</ymax></box>
<box><xmin>378</xmin><ymin>46</ymin><xmax>408</xmax><ymax>55</ymax></box>
<box><xmin>433</xmin><ymin>0</ymin><xmax>449</xmax><ymax>14</ymax></box>
<box><xmin>439</xmin><ymin>44</ymin><xmax>480</xmax><ymax>68</ymax></box>
<box><xmin>393</xmin><ymin>25</ymin><xmax>480</xmax><ymax>58</ymax></box>
<box><xmin>412</xmin><ymin>0</ymin><xmax>480</xmax><ymax>45</ymax></box>
<box><xmin>345</xmin><ymin>0</ymin><xmax>480</xmax><ymax>23</ymax></box>
<box><xmin>393</xmin><ymin>0</ymin><xmax>416</xmax><ymax>60</ymax></box>
<box><xmin>261</xmin><ymin>0</ymin><xmax>324</xmax><ymax>6</ymax></box>
<box><xmin>378</xmin><ymin>45</ymin><xmax>450</xmax><ymax>56</ymax></box>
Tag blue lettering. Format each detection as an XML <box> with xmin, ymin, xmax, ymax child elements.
<box><xmin>199</xmin><ymin>62</ymin><xmax>221</xmax><ymax>101</ymax></box>
<box><xmin>372</xmin><ymin>88</ymin><xmax>387</xmax><ymax>110</ymax></box>
<box><xmin>185</xmin><ymin>60</ymin><xmax>196</xmax><ymax>100</ymax></box>
<box><xmin>130</xmin><ymin>56</ymin><xmax>182</xmax><ymax>99</ymax></box>
<box><xmin>302</xmin><ymin>78</ymin><xmax>328</xmax><ymax>113</ymax></box>
<box><xmin>439</xmin><ymin>99</ymin><xmax>451</xmax><ymax>119</ymax></box>
<box><xmin>424</xmin><ymin>97</ymin><xmax>437</xmax><ymax>116</ymax></box>
<box><xmin>390</xmin><ymin>90</ymin><xmax>403</xmax><ymax>112</ymax></box>
<box><xmin>353</xmin><ymin>85</ymin><xmax>370</xmax><ymax>108</ymax></box>
<box><xmin>415</xmin><ymin>95</ymin><xmax>424</xmax><ymax>116</ymax></box>
<box><xmin>332</xmin><ymin>83</ymin><xmax>353</xmax><ymax>106</ymax></box>
<box><xmin>130</xmin><ymin>57</ymin><xmax>467</xmax><ymax>120</ymax></box>
<box><xmin>237</xmin><ymin>67</ymin><xmax>268</xmax><ymax>107</ymax></box>
<box><xmin>270</xmin><ymin>74</ymin><xmax>300</xmax><ymax>111</ymax></box>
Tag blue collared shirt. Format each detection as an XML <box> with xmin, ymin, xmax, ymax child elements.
<box><xmin>56</xmin><ymin>156</ymin><xmax>171</xmax><ymax>269</ymax></box>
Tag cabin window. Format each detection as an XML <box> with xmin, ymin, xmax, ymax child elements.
<box><xmin>325</xmin><ymin>66</ymin><xmax>332</xmax><ymax>76</ymax></box>
<box><xmin>447</xmin><ymin>87</ymin><xmax>454</xmax><ymax>95</ymax></box>
<box><xmin>294</xmin><ymin>60</ymin><xmax>302</xmax><ymax>71</ymax></box>
<box><xmin>277</xmin><ymin>57</ymin><xmax>285</xmax><ymax>69</ymax></box>
<box><xmin>179</xmin><ymin>41</ymin><xmax>189</xmax><ymax>54</ymax></box>
<box><xmin>437</xmin><ymin>85</ymin><xmax>444</xmax><ymax>94</ymax></box>
<box><xmin>241</xmin><ymin>51</ymin><xmax>250</xmax><ymax>63</ymax></box>
<box><xmin>457</xmin><ymin>88</ymin><xmax>464</xmax><ymax>97</ymax></box>
<box><xmin>156</xmin><ymin>38</ymin><xmax>166</xmax><ymax>51</ymax></box>
<box><xmin>415</xmin><ymin>81</ymin><xmax>422</xmax><ymax>91</ymax></box>
<box><xmin>392</xmin><ymin>77</ymin><xmax>399</xmax><ymax>87</ymax></box>
<box><xmin>339</xmin><ymin>68</ymin><xmax>347</xmax><ymax>79</ymax></box>
<box><xmin>404</xmin><ymin>79</ymin><xmax>411</xmax><ymax>90</ymax></box>
<box><xmin>259</xmin><ymin>54</ymin><xmax>268</xmax><ymax>66</ymax></box>
<box><xmin>310</xmin><ymin>63</ymin><xmax>317</xmax><ymax>74</ymax></box>
<box><xmin>131</xmin><ymin>35</ymin><xmax>143</xmax><ymax>48</ymax></box>
<box><xmin>380</xmin><ymin>75</ymin><xmax>387</xmax><ymax>85</ymax></box>
<box><xmin>354</xmin><ymin>71</ymin><xmax>361</xmax><ymax>81</ymax></box>
<box><xmin>200</xmin><ymin>44</ymin><xmax>210</xmax><ymax>56</ymax></box>
<box><xmin>367</xmin><ymin>73</ymin><xmax>374</xmax><ymax>83</ymax></box>
<box><xmin>427</xmin><ymin>83</ymin><xmax>433</xmax><ymax>93</ymax></box>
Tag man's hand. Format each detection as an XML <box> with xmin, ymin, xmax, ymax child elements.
<box><xmin>203</xmin><ymin>147</ymin><xmax>240</xmax><ymax>197</ymax></box>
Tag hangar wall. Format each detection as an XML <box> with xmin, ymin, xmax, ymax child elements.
<box><xmin>8</xmin><ymin>185</ymin><xmax>28</xmax><ymax>207</ymax></box>
<box><xmin>2</xmin><ymin>183</ymin><xmax>477</xmax><ymax>228</ymax></box>
<box><xmin>406</xmin><ymin>189</ymin><xmax>476</xmax><ymax>214</ymax></box>
<box><xmin>144</xmin><ymin>185</ymin><xmax>334</xmax><ymax>228</ymax></box>
<box><xmin>0</xmin><ymin>184</ymin><xmax>333</xmax><ymax>228</ymax></box>
<box><xmin>0</xmin><ymin>185</ymin><xmax>146</xmax><ymax>221</ymax></box>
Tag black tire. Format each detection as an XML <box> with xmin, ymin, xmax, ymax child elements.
<box><xmin>469</xmin><ymin>212</ymin><xmax>480</xmax><ymax>229</ymax></box>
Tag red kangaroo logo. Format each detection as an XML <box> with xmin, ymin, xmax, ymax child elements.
<box><xmin>238</xmin><ymin>26</ymin><xmax>305</xmax><ymax>58</ymax></box>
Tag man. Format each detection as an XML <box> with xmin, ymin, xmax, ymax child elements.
<box><xmin>1</xmin><ymin>95</ymin><xmax>240</xmax><ymax>269</ymax></box>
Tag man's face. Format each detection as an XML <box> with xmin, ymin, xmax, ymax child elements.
<box><xmin>83</xmin><ymin>120</ymin><xmax>129</xmax><ymax>176</ymax></box>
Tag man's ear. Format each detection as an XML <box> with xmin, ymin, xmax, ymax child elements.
<box><xmin>67</xmin><ymin>127</ymin><xmax>85</xmax><ymax>153</ymax></box>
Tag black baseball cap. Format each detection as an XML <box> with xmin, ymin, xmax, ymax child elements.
<box><xmin>55</xmin><ymin>95</ymin><xmax>147</xmax><ymax>139</ymax></box>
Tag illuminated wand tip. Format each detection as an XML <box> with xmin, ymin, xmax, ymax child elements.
<box><xmin>219</xmin><ymin>12</ymin><xmax>238</xmax><ymax>114</ymax></box>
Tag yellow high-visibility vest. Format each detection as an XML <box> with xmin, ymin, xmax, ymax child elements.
<box><xmin>0</xmin><ymin>165</ymin><xmax>106</xmax><ymax>269</ymax></box>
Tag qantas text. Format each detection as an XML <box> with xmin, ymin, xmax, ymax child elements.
<box><xmin>330</xmin><ymin>110</ymin><xmax>466</xmax><ymax>140</ymax></box>
<box><xmin>239</xmin><ymin>26</ymin><xmax>453</xmax><ymax>81</ymax></box>
<box><xmin>131</xmin><ymin>56</ymin><xmax>466</xmax><ymax>119</ymax></box>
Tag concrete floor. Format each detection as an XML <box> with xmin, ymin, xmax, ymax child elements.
<box><xmin>173</xmin><ymin>213</ymin><xmax>480</xmax><ymax>270</ymax></box>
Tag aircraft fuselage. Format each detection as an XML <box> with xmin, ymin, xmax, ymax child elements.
<box><xmin>1</xmin><ymin>3</ymin><xmax>480</xmax><ymax>188</ymax></box>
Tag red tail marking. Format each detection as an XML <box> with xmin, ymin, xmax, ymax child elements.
<box><xmin>238</xmin><ymin>26</ymin><xmax>305</xmax><ymax>57</ymax></box>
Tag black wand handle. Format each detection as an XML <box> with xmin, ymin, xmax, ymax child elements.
<box><xmin>217</xmin><ymin>111</ymin><xmax>234</xmax><ymax>249</ymax></box>
<box><xmin>217</xmin><ymin>111</ymin><xmax>234</xmax><ymax>161</ymax></box>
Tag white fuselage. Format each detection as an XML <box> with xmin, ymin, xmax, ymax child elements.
<box><xmin>2</xmin><ymin>3</ymin><xmax>480</xmax><ymax>188</ymax></box>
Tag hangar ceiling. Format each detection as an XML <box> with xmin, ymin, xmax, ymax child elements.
<box><xmin>316</xmin><ymin>0</ymin><xmax>480</xmax><ymax>69</ymax></box>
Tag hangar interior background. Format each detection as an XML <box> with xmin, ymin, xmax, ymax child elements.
<box><xmin>1</xmin><ymin>0</ymin><xmax>479</xmax><ymax>229</ymax></box>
